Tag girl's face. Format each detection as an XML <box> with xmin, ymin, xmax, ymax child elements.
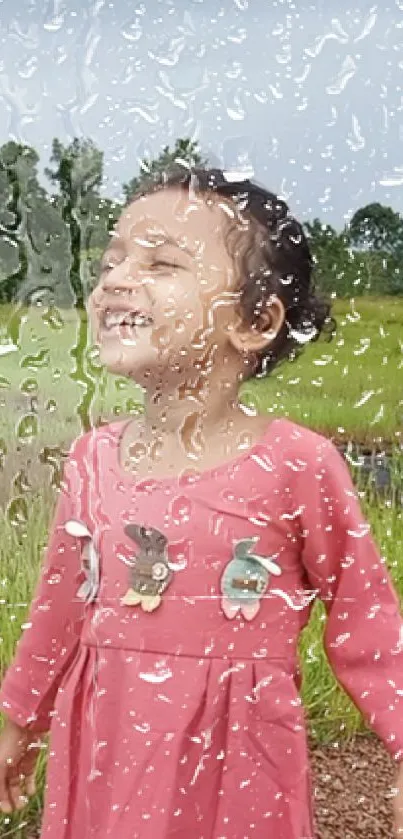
<box><xmin>88</xmin><ymin>186</ymin><xmax>245</xmax><ymax>387</ymax></box>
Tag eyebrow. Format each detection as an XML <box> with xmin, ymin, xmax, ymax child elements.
<box><xmin>137</xmin><ymin>231</ymin><xmax>196</xmax><ymax>259</ymax></box>
<box><xmin>105</xmin><ymin>227</ymin><xmax>199</xmax><ymax>260</ymax></box>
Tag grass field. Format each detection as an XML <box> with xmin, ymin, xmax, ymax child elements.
<box><xmin>0</xmin><ymin>296</ymin><xmax>402</xmax><ymax>836</ymax></box>
<box><xmin>246</xmin><ymin>295</ymin><xmax>403</xmax><ymax>448</ymax></box>
<box><xmin>0</xmin><ymin>296</ymin><xmax>402</xmax><ymax>452</ymax></box>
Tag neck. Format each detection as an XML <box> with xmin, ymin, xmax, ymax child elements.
<box><xmin>141</xmin><ymin>366</ymin><xmax>247</xmax><ymax>440</ymax></box>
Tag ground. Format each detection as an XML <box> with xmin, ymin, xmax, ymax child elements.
<box><xmin>311</xmin><ymin>735</ymin><xmax>397</xmax><ymax>838</ymax></box>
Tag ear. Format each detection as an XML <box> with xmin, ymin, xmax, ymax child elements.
<box><xmin>125</xmin><ymin>524</ymin><xmax>141</xmax><ymax>544</ymax></box>
<box><xmin>228</xmin><ymin>296</ymin><xmax>285</xmax><ymax>356</ymax></box>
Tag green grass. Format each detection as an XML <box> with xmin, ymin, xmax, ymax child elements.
<box><xmin>0</xmin><ymin>297</ymin><xmax>402</xmax><ymax>454</ymax></box>
<box><xmin>242</xmin><ymin>296</ymin><xmax>403</xmax><ymax>448</ymax></box>
<box><xmin>0</xmin><ymin>500</ymin><xmax>51</xmax><ymax>839</ymax></box>
<box><xmin>0</xmin><ymin>302</ymin><xmax>142</xmax><ymax>449</ymax></box>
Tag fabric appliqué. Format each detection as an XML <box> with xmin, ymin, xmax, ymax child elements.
<box><xmin>64</xmin><ymin>519</ymin><xmax>100</xmax><ymax>605</ymax></box>
<box><xmin>220</xmin><ymin>537</ymin><xmax>282</xmax><ymax>621</ymax></box>
<box><xmin>120</xmin><ymin>524</ymin><xmax>174</xmax><ymax>613</ymax></box>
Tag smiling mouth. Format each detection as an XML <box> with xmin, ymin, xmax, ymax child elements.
<box><xmin>102</xmin><ymin>310</ymin><xmax>154</xmax><ymax>330</ymax></box>
<box><xmin>98</xmin><ymin>310</ymin><xmax>154</xmax><ymax>346</ymax></box>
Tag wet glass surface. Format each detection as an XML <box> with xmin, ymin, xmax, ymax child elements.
<box><xmin>0</xmin><ymin>2</ymin><xmax>403</xmax><ymax>837</ymax></box>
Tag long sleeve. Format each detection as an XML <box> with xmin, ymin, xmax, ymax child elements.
<box><xmin>295</xmin><ymin>434</ymin><xmax>403</xmax><ymax>761</ymax></box>
<box><xmin>0</xmin><ymin>437</ymin><xmax>88</xmax><ymax>733</ymax></box>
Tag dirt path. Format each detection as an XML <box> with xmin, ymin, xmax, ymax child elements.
<box><xmin>310</xmin><ymin>735</ymin><xmax>397</xmax><ymax>837</ymax></box>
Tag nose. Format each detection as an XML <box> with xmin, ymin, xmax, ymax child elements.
<box><xmin>92</xmin><ymin>261</ymin><xmax>147</xmax><ymax>308</ymax></box>
<box><xmin>100</xmin><ymin>261</ymin><xmax>144</xmax><ymax>296</ymax></box>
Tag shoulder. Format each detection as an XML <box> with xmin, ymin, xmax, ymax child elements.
<box><xmin>66</xmin><ymin>419</ymin><xmax>128</xmax><ymax>463</ymax></box>
<box><xmin>269</xmin><ymin>418</ymin><xmax>356</xmax><ymax>512</ymax></box>
<box><xmin>269</xmin><ymin>417</ymin><xmax>343</xmax><ymax>469</ymax></box>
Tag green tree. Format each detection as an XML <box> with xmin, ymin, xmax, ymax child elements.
<box><xmin>44</xmin><ymin>138</ymin><xmax>110</xmax><ymax>433</ymax></box>
<box><xmin>304</xmin><ymin>219</ymin><xmax>357</xmax><ymax>297</ymax></box>
<box><xmin>348</xmin><ymin>202</ymin><xmax>403</xmax><ymax>255</ymax></box>
<box><xmin>45</xmin><ymin>138</ymin><xmax>104</xmax><ymax>307</ymax></box>
<box><xmin>0</xmin><ymin>142</ymin><xmax>45</xmax><ymax>302</ymax></box>
<box><xmin>304</xmin><ymin>218</ymin><xmax>339</xmax><ymax>250</ymax></box>
<box><xmin>304</xmin><ymin>216</ymin><xmax>403</xmax><ymax>297</ymax></box>
<box><xmin>347</xmin><ymin>204</ymin><xmax>403</xmax><ymax>294</ymax></box>
<box><xmin>123</xmin><ymin>137</ymin><xmax>206</xmax><ymax>204</ymax></box>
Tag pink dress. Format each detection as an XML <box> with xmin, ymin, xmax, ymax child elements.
<box><xmin>1</xmin><ymin>418</ymin><xmax>403</xmax><ymax>839</ymax></box>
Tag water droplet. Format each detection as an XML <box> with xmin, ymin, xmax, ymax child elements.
<box><xmin>39</xmin><ymin>446</ymin><xmax>64</xmax><ymax>488</ymax></box>
<box><xmin>16</xmin><ymin>414</ymin><xmax>38</xmax><ymax>443</ymax></box>
<box><xmin>42</xmin><ymin>307</ymin><xmax>64</xmax><ymax>331</ymax></box>
<box><xmin>226</xmin><ymin>92</ymin><xmax>245</xmax><ymax>121</ymax></box>
<box><xmin>115</xmin><ymin>378</ymin><xmax>128</xmax><ymax>392</ymax></box>
<box><xmin>43</xmin><ymin>12</ymin><xmax>65</xmax><ymax>32</ymax></box>
<box><xmin>65</xmin><ymin>520</ymin><xmax>92</xmax><ymax>539</ymax></box>
<box><xmin>7</xmin><ymin>496</ymin><xmax>28</xmax><ymax>528</ymax></box>
<box><xmin>347</xmin><ymin>115</ymin><xmax>365</xmax><ymax>152</ymax></box>
<box><xmin>121</xmin><ymin>18</ymin><xmax>143</xmax><ymax>42</ymax></box>
<box><xmin>46</xmin><ymin>570</ymin><xmax>63</xmax><ymax>586</ymax></box>
<box><xmin>354</xmin><ymin>9</ymin><xmax>377</xmax><ymax>43</ymax></box>
<box><xmin>326</xmin><ymin>56</ymin><xmax>357</xmax><ymax>95</ymax></box>
<box><xmin>0</xmin><ymin>439</ymin><xmax>6</xmax><ymax>469</ymax></box>
<box><xmin>138</xmin><ymin>668</ymin><xmax>173</xmax><ymax>684</ymax></box>
<box><xmin>20</xmin><ymin>349</ymin><xmax>50</xmax><ymax>371</ymax></box>
<box><xmin>222</xmin><ymin>135</ymin><xmax>255</xmax><ymax>181</ymax></box>
<box><xmin>13</xmin><ymin>469</ymin><xmax>31</xmax><ymax>495</ymax></box>
<box><xmin>0</xmin><ymin>342</ymin><xmax>17</xmax><ymax>357</ymax></box>
<box><xmin>169</xmin><ymin>495</ymin><xmax>192</xmax><ymax>525</ymax></box>
<box><xmin>20</xmin><ymin>378</ymin><xmax>38</xmax><ymax>395</ymax></box>
<box><xmin>354</xmin><ymin>390</ymin><xmax>374</xmax><ymax>408</ymax></box>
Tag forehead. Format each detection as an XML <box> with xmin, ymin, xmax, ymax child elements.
<box><xmin>113</xmin><ymin>186</ymin><xmax>234</xmax><ymax>257</ymax></box>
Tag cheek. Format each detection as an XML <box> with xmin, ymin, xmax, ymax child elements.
<box><xmin>86</xmin><ymin>294</ymin><xmax>98</xmax><ymax>336</ymax></box>
<box><xmin>157</xmin><ymin>283</ymin><xmax>204</xmax><ymax>329</ymax></box>
<box><xmin>199</xmin><ymin>287</ymin><xmax>240</xmax><ymax>334</ymax></box>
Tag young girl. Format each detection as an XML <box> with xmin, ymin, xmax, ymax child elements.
<box><xmin>0</xmin><ymin>167</ymin><xmax>403</xmax><ymax>839</ymax></box>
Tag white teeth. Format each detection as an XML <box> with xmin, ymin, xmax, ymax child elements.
<box><xmin>133</xmin><ymin>314</ymin><xmax>153</xmax><ymax>327</ymax></box>
<box><xmin>104</xmin><ymin>312</ymin><xmax>124</xmax><ymax>328</ymax></box>
<box><xmin>103</xmin><ymin>311</ymin><xmax>153</xmax><ymax>329</ymax></box>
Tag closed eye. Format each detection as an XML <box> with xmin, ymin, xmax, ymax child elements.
<box><xmin>100</xmin><ymin>261</ymin><xmax>119</xmax><ymax>274</ymax></box>
<box><xmin>99</xmin><ymin>259</ymin><xmax>183</xmax><ymax>277</ymax></box>
<box><xmin>151</xmin><ymin>260</ymin><xmax>181</xmax><ymax>270</ymax></box>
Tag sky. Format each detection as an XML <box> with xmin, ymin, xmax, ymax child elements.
<box><xmin>0</xmin><ymin>0</ymin><xmax>402</xmax><ymax>228</ymax></box>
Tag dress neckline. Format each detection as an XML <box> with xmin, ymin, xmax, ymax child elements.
<box><xmin>107</xmin><ymin>416</ymin><xmax>283</xmax><ymax>488</ymax></box>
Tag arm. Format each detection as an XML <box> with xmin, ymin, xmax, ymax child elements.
<box><xmin>297</xmin><ymin>436</ymin><xmax>403</xmax><ymax>761</ymax></box>
<box><xmin>0</xmin><ymin>438</ymin><xmax>88</xmax><ymax>733</ymax></box>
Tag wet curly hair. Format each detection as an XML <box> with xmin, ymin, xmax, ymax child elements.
<box><xmin>132</xmin><ymin>164</ymin><xmax>334</xmax><ymax>377</ymax></box>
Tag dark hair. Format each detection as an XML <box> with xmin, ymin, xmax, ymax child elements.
<box><xmin>132</xmin><ymin>164</ymin><xmax>334</xmax><ymax>377</ymax></box>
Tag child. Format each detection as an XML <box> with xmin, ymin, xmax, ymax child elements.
<box><xmin>0</xmin><ymin>167</ymin><xmax>403</xmax><ymax>838</ymax></box>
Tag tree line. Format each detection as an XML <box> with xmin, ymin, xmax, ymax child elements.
<box><xmin>0</xmin><ymin>136</ymin><xmax>402</xmax><ymax>307</ymax></box>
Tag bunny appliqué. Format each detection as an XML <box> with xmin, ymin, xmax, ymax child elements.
<box><xmin>120</xmin><ymin>524</ymin><xmax>174</xmax><ymax>613</ymax></box>
<box><xmin>64</xmin><ymin>520</ymin><xmax>173</xmax><ymax>613</ymax></box>
<box><xmin>64</xmin><ymin>519</ymin><xmax>281</xmax><ymax>621</ymax></box>
<box><xmin>220</xmin><ymin>537</ymin><xmax>282</xmax><ymax>621</ymax></box>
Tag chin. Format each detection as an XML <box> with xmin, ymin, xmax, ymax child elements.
<box><xmin>98</xmin><ymin>344</ymin><xmax>153</xmax><ymax>379</ymax></box>
<box><xmin>99</xmin><ymin>339</ymin><xmax>194</xmax><ymax>389</ymax></box>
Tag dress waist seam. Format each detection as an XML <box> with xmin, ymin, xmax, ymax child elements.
<box><xmin>80</xmin><ymin>638</ymin><xmax>297</xmax><ymax>664</ymax></box>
